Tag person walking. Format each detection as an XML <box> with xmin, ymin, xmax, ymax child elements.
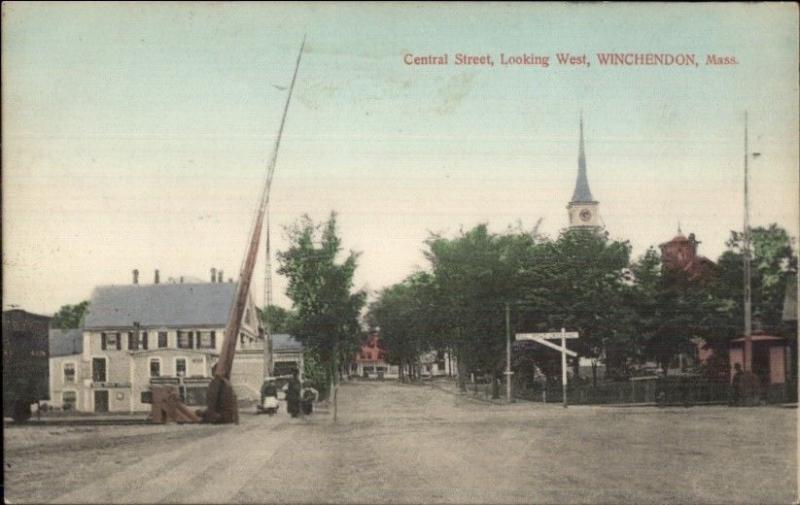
<box><xmin>259</xmin><ymin>378</ymin><xmax>279</xmax><ymax>415</ymax></box>
<box><xmin>286</xmin><ymin>368</ymin><xmax>302</xmax><ymax>418</ymax></box>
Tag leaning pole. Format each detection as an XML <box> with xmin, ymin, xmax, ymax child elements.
<box><xmin>204</xmin><ymin>37</ymin><xmax>305</xmax><ymax>424</ymax></box>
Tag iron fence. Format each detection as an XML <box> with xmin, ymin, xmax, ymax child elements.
<box><xmin>515</xmin><ymin>376</ymin><xmax>745</xmax><ymax>405</ymax></box>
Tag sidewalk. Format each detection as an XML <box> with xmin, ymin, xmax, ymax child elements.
<box><xmin>422</xmin><ymin>377</ymin><xmax>509</xmax><ymax>405</ymax></box>
<box><xmin>4</xmin><ymin>413</ymin><xmax>152</xmax><ymax>427</ymax></box>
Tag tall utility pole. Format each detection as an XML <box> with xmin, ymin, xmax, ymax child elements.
<box><xmin>743</xmin><ymin>111</ymin><xmax>753</xmax><ymax>372</ymax></box>
<box><xmin>263</xmin><ymin>210</ymin><xmax>273</xmax><ymax>378</ymax></box>
<box><xmin>215</xmin><ymin>36</ymin><xmax>304</xmax><ymax>382</ymax></box>
<box><xmin>505</xmin><ymin>303</ymin><xmax>512</xmax><ymax>402</ymax></box>
<box><xmin>561</xmin><ymin>328</ymin><xmax>568</xmax><ymax>408</ymax></box>
<box><xmin>260</xmin><ymin>36</ymin><xmax>306</xmax><ymax>380</ymax></box>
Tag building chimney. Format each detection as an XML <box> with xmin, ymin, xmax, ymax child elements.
<box><xmin>688</xmin><ymin>233</ymin><xmax>699</xmax><ymax>257</ymax></box>
<box><xmin>217</xmin><ymin>270</ymin><xmax>223</xmax><ymax>283</ymax></box>
<box><xmin>133</xmin><ymin>269</ymin><xmax>139</xmax><ymax>284</ymax></box>
<box><xmin>211</xmin><ymin>268</ymin><xmax>217</xmax><ymax>283</ymax></box>
<box><xmin>154</xmin><ymin>269</ymin><xmax>160</xmax><ymax>284</ymax></box>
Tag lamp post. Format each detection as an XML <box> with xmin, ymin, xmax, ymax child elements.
<box><xmin>742</xmin><ymin>112</ymin><xmax>762</xmax><ymax>373</ymax></box>
<box><xmin>743</xmin><ymin>111</ymin><xmax>752</xmax><ymax>372</ymax></box>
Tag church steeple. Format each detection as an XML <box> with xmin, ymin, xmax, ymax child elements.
<box><xmin>571</xmin><ymin>113</ymin><xmax>596</xmax><ymax>204</ymax></box>
<box><xmin>567</xmin><ymin>113</ymin><xmax>601</xmax><ymax>229</ymax></box>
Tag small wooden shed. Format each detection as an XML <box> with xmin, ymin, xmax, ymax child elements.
<box><xmin>729</xmin><ymin>334</ymin><xmax>791</xmax><ymax>402</ymax></box>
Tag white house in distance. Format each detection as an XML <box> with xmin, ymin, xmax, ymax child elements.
<box><xmin>56</xmin><ymin>271</ymin><xmax>267</xmax><ymax>413</ymax></box>
<box><xmin>419</xmin><ymin>350</ymin><xmax>458</xmax><ymax>378</ymax></box>
<box><xmin>271</xmin><ymin>333</ymin><xmax>305</xmax><ymax>377</ymax></box>
<box><xmin>48</xmin><ymin>328</ymin><xmax>83</xmax><ymax>410</ymax></box>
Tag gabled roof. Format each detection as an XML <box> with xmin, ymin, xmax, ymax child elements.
<box><xmin>730</xmin><ymin>334</ymin><xmax>786</xmax><ymax>343</ymax></box>
<box><xmin>84</xmin><ymin>282</ymin><xmax>237</xmax><ymax>329</ymax></box>
<box><xmin>272</xmin><ymin>333</ymin><xmax>303</xmax><ymax>352</ymax></box>
<box><xmin>49</xmin><ymin>328</ymin><xmax>83</xmax><ymax>357</ymax></box>
<box><xmin>3</xmin><ymin>309</ymin><xmax>51</xmax><ymax>321</ymax></box>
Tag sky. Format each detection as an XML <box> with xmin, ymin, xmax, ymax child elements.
<box><xmin>3</xmin><ymin>2</ymin><xmax>798</xmax><ymax>315</ymax></box>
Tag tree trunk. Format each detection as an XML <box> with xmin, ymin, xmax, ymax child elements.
<box><xmin>331</xmin><ymin>341</ymin><xmax>339</xmax><ymax>422</ymax></box>
<box><xmin>457</xmin><ymin>348</ymin><xmax>467</xmax><ymax>392</ymax></box>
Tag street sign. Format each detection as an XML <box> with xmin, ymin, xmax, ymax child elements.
<box><xmin>525</xmin><ymin>336</ymin><xmax>578</xmax><ymax>357</ymax></box>
<box><xmin>516</xmin><ymin>332</ymin><xmax>579</xmax><ymax>340</ymax></box>
<box><xmin>514</xmin><ymin>328</ymin><xmax>579</xmax><ymax>408</ymax></box>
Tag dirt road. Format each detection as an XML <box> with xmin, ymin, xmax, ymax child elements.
<box><xmin>4</xmin><ymin>380</ymin><xmax>796</xmax><ymax>504</ymax></box>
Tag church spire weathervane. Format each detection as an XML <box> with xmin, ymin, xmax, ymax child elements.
<box><xmin>567</xmin><ymin>112</ymin><xmax>601</xmax><ymax>229</ymax></box>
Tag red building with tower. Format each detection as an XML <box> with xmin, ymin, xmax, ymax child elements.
<box><xmin>659</xmin><ymin>231</ymin><xmax>716</xmax><ymax>283</ymax></box>
<box><xmin>659</xmin><ymin>230</ymin><xmax>794</xmax><ymax>402</ymax></box>
<box><xmin>351</xmin><ymin>333</ymin><xmax>398</xmax><ymax>379</ymax></box>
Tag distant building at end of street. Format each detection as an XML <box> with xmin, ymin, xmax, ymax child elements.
<box><xmin>351</xmin><ymin>333</ymin><xmax>398</xmax><ymax>379</ymax></box>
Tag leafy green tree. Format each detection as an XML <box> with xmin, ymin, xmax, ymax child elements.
<box><xmin>424</xmin><ymin>224</ymin><xmax>535</xmax><ymax>387</ymax></box>
<box><xmin>257</xmin><ymin>305</ymin><xmax>294</xmax><ymax>334</ymax></box>
<box><xmin>628</xmin><ymin>248</ymin><xmax>724</xmax><ymax>376</ymax></box>
<box><xmin>51</xmin><ymin>301</ymin><xmax>89</xmax><ymax>329</ymax></box>
<box><xmin>277</xmin><ymin>212</ymin><xmax>366</xmax><ymax>405</ymax></box>
<box><xmin>514</xmin><ymin>229</ymin><xmax>633</xmax><ymax>380</ymax></box>
<box><xmin>367</xmin><ymin>272</ymin><xmax>437</xmax><ymax>382</ymax></box>
<box><xmin>302</xmin><ymin>350</ymin><xmax>331</xmax><ymax>399</ymax></box>
<box><xmin>712</xmin><ymin>224</ymin><xmax>797</xmax><ymax>338</ymax></box>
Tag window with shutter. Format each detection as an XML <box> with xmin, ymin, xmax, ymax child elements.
<box><xmin>158</xmin><ymin>332</ymin><xmax>168</xmax><ymax>348</ymax></box>
<box><xmin>198</xmin><ymin>331</ymin><xmax>215</xmax><ymax>349</ymax></box>
<box><xmin>92</xmin><ymin>358</ymin><xmax>107</xmax><ymax>382</ymax></box>
<box><xmin>62</xmin><ymin>391</ymin><xmax>77</xmax><ymax>410</ymax></box>
<box><xmin>141</xmin><ymin>331</ymin><xmax>148</xmax><ymax>350</ymax></box>
<box><xmin>176</xmin><ymin>358</ymin><xmax>187</xmax><ymax>377</ymax></box>
<box><xmin>103</xmin><ymin>333</ymin><xmax>120</xmax><ymax>350</ymax></box>
<box><xmin>177</xmin><ymin>331</ymin><xmax>193</xmax><ymax>349</ymax></box>
<box><xmin>63</xmin><ymin>363</ymin><xmax>76</xmax><ymax>383</ymax></box>
<box><xmin>149</xmin><ymin>359</ymin><xmax>160</xmax><ymax>377</ymax></box>
<box><xmin>128</xmin><ymin>332</ymin><xmax>137</xmax><ymax>350</ymax></box>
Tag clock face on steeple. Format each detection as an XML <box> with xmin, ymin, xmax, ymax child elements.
<box><xmin>567</xmin><ymin>116</ymin><xmax>601</xmax><ymax>230</ymax></box>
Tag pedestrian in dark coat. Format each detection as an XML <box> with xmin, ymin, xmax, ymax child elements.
<box><xmin>286</xmin><ymin>369</ymin><xmax>302</xmax><ymax>418</ymax></box>
<box><xmin>731</xmin><ymin>363</ymin><xmax>744</xmax><ymax>406</ymax></box>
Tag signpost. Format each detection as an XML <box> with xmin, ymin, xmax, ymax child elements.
<box><xmin>516</xmin><ymin>328</ymin><xmax>579</xmax><ymax>408</ymax></box>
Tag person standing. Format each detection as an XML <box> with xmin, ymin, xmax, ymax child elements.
<box><xmin>731</xmin><ymin>363</ymin><xmax>744</xmax><ymax>406</ymax></box>
<box><xmin>286</xmin><ymin>369</ymin><xmax>302</xmax><ymax>418</ymax></box>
